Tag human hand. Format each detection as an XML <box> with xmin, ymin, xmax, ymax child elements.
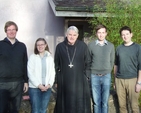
<box><xmin>38</xmin><ymin>84</ymin><xmax>47</xmax><ymax>91</ymax></box>
<box><xmin>23</xmin><ymin>83</ymin><xmax>28</xmax><ymax>93</ymax></box>
<box><xmin>135</xmin><ymin>84</ymin><xmax>141</xmax><ymax>93</ymax></box>
<box><xmin>45</xmin><ymin>84</ymin><xmax>51</xmax><ymax>89</ymax></box>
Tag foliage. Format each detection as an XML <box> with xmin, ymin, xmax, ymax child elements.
<box><xmin>89</xmin><ymin>0</ymin><xmax>141</xmax><ymax>48</ymax></box>
<box><xmin>89</xmin><ymin>0</ymin><xmax>141</xmax><ymax>108</ymax></box>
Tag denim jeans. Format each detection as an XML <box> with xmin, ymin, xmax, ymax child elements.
<box><xmin>29</xmin><ymin>87</ymin><xmax>51</xmax><ymax>113</ymax></box>
<box><xmin>0</xmin><ymin>81</ymin><xmax>24</xmax><ymax>113</ymax></box>
<box><xmin>91</xmin><ymin>73</ymin><xmax>111</xmax><ymax>113</ymax></box>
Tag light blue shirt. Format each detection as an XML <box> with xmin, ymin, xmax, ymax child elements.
<box><xmin>41</xmin><ymin>53</ymin><xmax>47</xmax><ymax>85</ymax></box>
<box><xmin>95</xmin><ymin>39</ymin><xmax>108</xmax><ymax>46</ymax></box>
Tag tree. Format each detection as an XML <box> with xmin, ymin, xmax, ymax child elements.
<box><xmin>89</xmin><ymin>0</ymin><xmax>141</xmax><ymax>108</ymax></box>
<box><xmin>89</xmin><ymin>0</ymin><xmax>141</xmax><ymax>47</ymax></box>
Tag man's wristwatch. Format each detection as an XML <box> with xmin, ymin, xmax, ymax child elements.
<box><xmin>137</xmin><ymin>82</ymin><xmax>141</xmax><ymax>85</ymax></box>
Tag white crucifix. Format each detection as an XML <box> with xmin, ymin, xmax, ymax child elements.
<box><xmin>68</xmin><ymin>63</ymin><xmax>73</xmax><ymax>68</ymax></box>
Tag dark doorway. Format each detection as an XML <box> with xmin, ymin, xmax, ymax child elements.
<box><xmin>68</xmin><ymin>20</ymin><xmax>92</xmax><ymax>41</ymax></box>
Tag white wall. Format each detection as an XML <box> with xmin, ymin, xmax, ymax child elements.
<box><xmin>0</xmin><ymin>0</ymin><xmax>64</xmax><ymax>57</ymax></box>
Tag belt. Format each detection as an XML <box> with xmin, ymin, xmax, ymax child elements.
<box><xmin>96</xmin><ymin>74</ymin><xmax>106</xmax><ymax>76</ymax></box>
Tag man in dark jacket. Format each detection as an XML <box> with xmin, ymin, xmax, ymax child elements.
<box><xmin>0</xmin><ymin>21</ymin><xmax>28</xmax><ymax>113</ymax></box>
<box><xmin>54</xmin><ymin>26</ymin><xmax>91</xmax><ymax>113</ymax></box>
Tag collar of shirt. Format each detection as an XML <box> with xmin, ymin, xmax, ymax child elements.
<box><xmin>95</xmin><ymin>39</ymin><xmax>108</xmax><ymax>46</ymax></box>
<box><xmin>5</xmin><ymin>37</ymin><xmax>18</xmax><ymax>45</ymax></box>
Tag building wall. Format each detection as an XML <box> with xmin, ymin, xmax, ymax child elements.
<box><xmin>0</xmin><ymin>0</ymin><xmax>64</xmax><ymax>57</ymax></box>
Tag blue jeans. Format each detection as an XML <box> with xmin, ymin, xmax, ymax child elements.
<box><xmin>91</xmin><ymin>73</ymin><xmax>111</xmax><ymax>113</ymax></box>
<box><xmin>29</xmin><ymin>87</ymin><xmax>51</xmax><ymax>113</ymax></box>
<box><xmin>0</xmin><ymin>81</ymin><xmax>24</xmax><ymax>113</ymax></box>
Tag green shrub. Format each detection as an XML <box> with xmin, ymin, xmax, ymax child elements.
<box><xmin>90</xmin><ymin>0</ymin><xmax>141</xmax><ymax>48</ymax></box>
<box><xmin>89</xmin><ymin>0</ymin><xmax>141</xmax><ymax>108</ymax></box>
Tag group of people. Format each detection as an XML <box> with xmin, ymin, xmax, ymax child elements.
<box><xmin>88</xmin><ymin>25</ymin><xmax>141</xmax><ymax>113</ymax></box>
<box><xmin>0</xmin><ymin>21</ymin><xmax>55</xmax><ymax>113</ymax></box>
<box><xmin>0</xmin><ymin>21</ymin><xmax>141</xmax><ymax>113</ymax></box>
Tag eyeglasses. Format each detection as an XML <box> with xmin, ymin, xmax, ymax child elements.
<box><xmin>37</xmin><ymin>44</ymin><xmax>46</xmax><ymax>47</ymax></box>
<box><xmin>7</xmin><ymin>29</ymin><xmax>16</xmax><ymax>32</ymax></box>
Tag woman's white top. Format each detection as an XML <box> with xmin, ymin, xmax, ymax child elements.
<box><xmin>27</xmin><ymin>51</ymin><xmax>55</xmax><ymax>88</ymax></box>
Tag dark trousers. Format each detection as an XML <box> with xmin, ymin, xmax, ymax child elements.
<box><xmin>0</xmin><ymin>81</ymin><xmax>24</xmax><ymax>113</ymax></box>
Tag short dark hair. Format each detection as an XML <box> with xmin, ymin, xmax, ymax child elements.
<box><xmin>95</xmin><ymin>24</ymin><xmax>107</xmax><ymax>33</ymax></box>
<box><xmin>34</xmin><ymin>38</ymin><xmax>50</xmax><ymax>54</ymax></box>
<box><xmin>119</xmin><ymin>26</ymin><xmax>132</xmax><ymax>35</ymax></box>
<box><xmin>4</xmin><ymin>21</ymin><xmax>18</xmax><ymax>32</ymax></box>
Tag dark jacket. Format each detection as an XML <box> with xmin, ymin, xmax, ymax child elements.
<box><xmin>0</xmin><ymin>38</ymin><xmax>28</xmax><ymax>82</ymax></box>
<box><xmin>54</xmin><ymin>38</ymin><xmax>91</xmax><ymax>113</ymax></box>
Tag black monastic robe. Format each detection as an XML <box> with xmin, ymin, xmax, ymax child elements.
<box><xmin>54</xmin><ymin>39</ymin><xmax>91</xmax><ymax>113</ymax></box>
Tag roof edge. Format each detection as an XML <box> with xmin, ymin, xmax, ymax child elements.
<box><xmin>49</xmin><ymin>0</ymin><xmax>107</xmax><ymax>17</ymax></box>
<box><xmin>55</xmin><ymin>6</ymin><xmax>93</xmax><ymax>12</ymax></box>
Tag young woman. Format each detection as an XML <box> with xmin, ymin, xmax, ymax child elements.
<box><xmin>27</xmin><ymin>38</ymin><xmax>55</xmax><ymax>113</ymax></box>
